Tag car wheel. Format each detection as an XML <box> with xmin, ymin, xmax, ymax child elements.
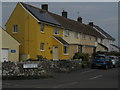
<box><xmin>91</xmin><ymin>66</ymin><xmax>95</xmax><ymax>69</ymax></box>
<box><xmin>113</xmin><ymin>65</ymin><xmax>116</xmax><ymax>68</ymax></box>
<box><xmin>105</xmin><ymin>65</ymin><xmax>108</xmax><ymax>69</ymax></box>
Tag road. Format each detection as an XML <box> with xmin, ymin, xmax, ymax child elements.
<box><xmin>2</xmin><ymin>68</ymin><xmax>119</xmax><ymax>88</ymax></box>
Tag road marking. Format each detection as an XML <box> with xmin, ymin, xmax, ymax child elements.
<box><xmin>89</xmin><ymin>75</ymin><xmax>103</xmax><ymax>80</ymax></box>
<box><xmin>53</xmin><ymin>82</ymin><xmax>78</xmax><ymax>88</ymax></box>
<box><xmin>80</xmin><ymin>69</ymin><xmax>96</xmax><ymax>74</ymax></box>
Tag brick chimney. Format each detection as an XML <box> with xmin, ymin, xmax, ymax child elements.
<box><xmin>77</xmin><ymin>17</ymin><xmax>82</xmax><ymax>23</ymax></box>
<box><xmin>62</xmin><ymin>10</ymin><xmax>67</xmax><ymax>18</ymax></box>
<box><xmin>42</xmin><ymin>4</ymin><xmax>48</xmax><ymax>11</ymax></box>
<box><xmin>89</xmin><ymin>22</ymin><xmax>94</xmax><ymax>27</ymax></box>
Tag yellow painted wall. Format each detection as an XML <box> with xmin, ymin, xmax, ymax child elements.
<box><xmin>96</xmin><ymin>44</ymin><xmax>106</xmax><ymax>52</ymax></box>
<box><xmin>0</xmin><ymin>27</ymin><xmax>2</xmax><ymax>62</ymax></box>
<box><xmin>70</xmin><ymin>45</ymin><xmax>78</xmax><ymax>59</ymax></box>
<box><xmin>80</xmin><ymin>34</ymin><xmax>96</xmax><ymax>46</ymax></box>
<box><xmin>63</xmin><ymin>30</ymin><xmax>96</xmax><ymax>56</ymax></box>
<box><xmin>1</xmin><ymin>27</ymin><xmax>19</xmax><ymax>62</ymax></box>
<box><xmin>6</xmin><ymin>3</ymin><xmax>70</xmax><ymax>60</ymax></box>
<box><xmin>84</xmin><ymin>46</ymin><xmax>94</xmax><ymax>55</ymax></box>
<box><xmin>64</xmin><ymin>31</ymin><xmax>80</xmax><ymax>44</ymax></box>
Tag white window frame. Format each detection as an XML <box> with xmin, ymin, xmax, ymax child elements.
<box><xmin>40</xmin><ymin>24</ymin><xmax>44</xmax><ymax>32</ymax></box>
<box><xmin>82</xmin><ymin>33</ymin><xmax>86</xmax><ymax>40</ymax></box>
<box><xmin>40</xmin><ymin>43</ymin><xmax>45</xmax><ymax>51</ymax></box>
<box><xmin>74</xmin><ymin>32</ymin><xmax>79</xmax><ymax>39</ymax></box>
<box><xmin>89</xmin><ymin>35</ymin><xmax>92</xmax><ymax>40</ymax></box>
<box><xmin>63</xmin><ymin>45</ymin><xmax>69</xmax><ymax>55</ymax></box>
<box><xmin>54</xmin><ymin>28</ymin><xmax>59</xmax><ymax>35</ymax></box>
<box><xmin>64</xmin><ymin>30</ymin><xmax>70</xmax><ymax>37</ymax></box>
<box><xmin>13</xmin><ymin>25</ymin><xmax>18</xmax><ymax>33</ymax></box>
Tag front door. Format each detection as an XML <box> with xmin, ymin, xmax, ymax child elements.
<box><xmin>2</xmin><ymin>48</ymin><xmax>8</xmax><ymax>62</ymax></box>
<box><xmin>53</xmin><ymin>46</ymin><xmax>58</xmax><ymax>60</ymax></box>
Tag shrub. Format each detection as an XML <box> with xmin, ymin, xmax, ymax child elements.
<box><xmin>73</xmin><ymin>52</ymin><xmax>90</xmax><ymax>61</ymax></box>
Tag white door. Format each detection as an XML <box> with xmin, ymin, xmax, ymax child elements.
<box><xmin>53</xmin><ymin>46</ymin><xmax>58</xmax><ymax>60</ymax></box>
<box><xmin>1</xmin><ymin>48</ymin><xmax>8</xmax><ymax>62</ymax></box>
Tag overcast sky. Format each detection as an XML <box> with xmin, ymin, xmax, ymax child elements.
<box><xmin>1</xmin><ymin>2</ymin><xmax>118</xmax><ymax>45</ymax></box>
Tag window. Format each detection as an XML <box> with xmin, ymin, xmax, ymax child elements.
<box><xmin>82</xmin><ymin>33</ymin><xmax>86</xmax><ymax>40</ymax></box>
<box><xmin>13</xmin><ymin>25</ymin><xmax>18</xmax><ymax>33</ymax></box>
<box><xmin>40</xmin><ymin>43</ymin><xmax>44</xmax><ymax>51</ymax></box>
<box><xmin>54</xmin><ymin>28</ymin><xmax>59</xmax><ymax>34</ymax></box>
<box><xmin>64</xmin><ymin>46</ymin><xmax>68</xmax><ymax>54</ymax></box>
<box><xmin>89</xmin><ymin>35</ymin><xmax>92</xmax><ymax>40</ymax></box>
<box><xmin>74</xmin><ymin>32</ymin><xmax>78</xmax><ymax>38</ymax></box>
<box><xmin>40</xmin><ymin>24</ymin><xmax>44</xmax><ymax>32</ymax></box>
<box><xmin>96</xmin><ymin>37</ymin><xmax>97</xmax><ymax>42</ymax></box>
<box><xmin>64</xmin><ymin>30</ymin><xmax>70</xmax><ymax>36</ymax></box>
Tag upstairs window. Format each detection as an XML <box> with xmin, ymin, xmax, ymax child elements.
<box><xmin>82</xmin><ymin>33</ymin><xmax>86</xmax><ymax>40</ymax></box>
<box><xmin>54</xmin><ymin>28</ymin><xmax>59</xmax><ymax>35</ymax></box>
<box><xmin>64</xmin><ymin>30</ymin><xmax>70</xmax><ymax>37</ymax></box>
<box><xmin>40</xmin><ymin>43</ymin><xmax>44</xmax><ymax>51</ymax></box>
<box><xmin>64</xmin><ymin>46</ymin><xmax>68</xmax><ymax>55</ymax></box>
<box><xmin>74</xmin><ymin>32</ymin><xmax>79</xmax><ymax>38</ymax></box>
<box><xmin>40</xmin><ymin>24</ymin><xmax>44</xmax><ymax>32</ymax></box>
<box><xmin>13</xmin><ymin>25</ymin><xmax>18</xmax><ymax>33</ymax></box>
<box><xmin>89</xmin><ymin>35</ymin><xmax>92</xmax><ymax>40</ymax></box>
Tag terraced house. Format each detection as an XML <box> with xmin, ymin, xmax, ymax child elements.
<box><xmin>6</xmin><ymin>2</ymin><xmax>108</xmax><ymax>61</ymax></box>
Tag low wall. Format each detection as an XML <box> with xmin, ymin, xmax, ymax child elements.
<box><xmin>2</xmin><ymin>60</ymin><xmax>82</xmax><ymax>79</ymax></box>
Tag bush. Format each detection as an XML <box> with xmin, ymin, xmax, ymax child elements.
<box><xmin>73</xmin><ymin>53</ymin><xmax>90</xmax><ymax>61</ymax></box>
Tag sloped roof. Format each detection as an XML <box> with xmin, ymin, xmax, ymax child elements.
<box><xmin>53</xmin><ymin>36</ymin><xmax>69</xmax><ymax>45</ymax></box>
<box><xmin>111</xmin><ymin>44</ymin><xmax>120</xmax><ymax>50</ymax></box>
<box><xmin>49</xmin><ymin>12</ymin><xmax>104</xmax><ymax>38</ymax></box>
<box><xmin>20</xmin><ymin>2</ymin><xmax>104</xmax><ymax>38</ymax></box>
<box><xmin>21</xmin><ymin>2</ymin><xmax>61</xmax><ymax>26</ymax></box>
<box><xmin>93</xmin><ymin>25</ymin><xmax>115</xmax><ymax>41</ymax></box>
<box><xmin>98</xmin><ymin>43</ymin><xmax>108</xmax><ymax>50</ymax></box>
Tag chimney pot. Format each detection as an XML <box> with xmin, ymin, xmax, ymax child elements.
<box><xmin>77</xmin><ymin>17</ymin><xmax>82</xmax><ymax>23</ymax></box>
<box><xmin>89</xmin><ymin>22</ymin><xmax>94</xmax><ymax>26</ymax></box>
<box><xmin>42</xmin><ymin>4</ymin><xmax>48</xmax><ymax>11</ymax></box>
<box><xmin>62</xmin><ymin>10</ymin><xmax>67</xmax><ymax>18</ymax></box>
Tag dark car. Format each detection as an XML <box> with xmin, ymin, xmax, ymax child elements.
<box><xmin>91</xmin><ymin>55</ymin><xmax>113</xmax><ymax>69</ymax></box>
<box><xmin>118</xmin><ymin>56</ymin><xmax>120</xmax><ymax>67</ymax></box>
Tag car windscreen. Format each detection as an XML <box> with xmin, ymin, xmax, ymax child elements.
<box><xmin>95</xmin><ymin>56</ymin><xmax>105</xmax><ymax>60</ymax></box>
<box><xmin>109</xmin><ymin>57</ymin><xmax>115</xmax><ymax>59</ymax></box>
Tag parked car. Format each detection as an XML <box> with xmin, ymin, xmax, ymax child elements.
<box><xmin>91</xmin><ymin>54</ymin><xmax>113</xmax><ymax>69</ymax></box>
<box><xmin>109</xmin><ymin>56</ymin><xmax>118</xmax><ymax>68</ymax></box>
<box><xmin>118</xmin><ymin>56</ymin><xmax>120</xmax><ymax>67</ymax></box>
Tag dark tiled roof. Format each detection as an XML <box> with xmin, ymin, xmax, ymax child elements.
<box><xmin>20</xmin><ymin>2</ymin><xmax>105</xmax><ymax>38</ymax></box>
<box><xmin>53</xmin><ymin>36</ymin><xmax>69</xmax><ymax>45</ymax></box>
<box><xmin>49</xmin><ymin>12</ymin><xmax>105</xmax><ymax>38</ymax></box>
<box><xmin>21</xmin><ymin>2</ymin><xmax>61</xmax><ymax>26</ymax></box>
<box><xmin>98</xmin><ymin>43</ymin><xmax>108</xmax><ymax>50</ymax></box>
<box><xmin>94</xmin><ymin>25</ymin><xmax>115</xmax><ymax>41</ymax></box>
<box><xmin>111</xmin><ymin>44</ymin><xmax>120</xmax><ymax>50</ymax></box>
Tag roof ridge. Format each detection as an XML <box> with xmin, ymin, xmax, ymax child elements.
<box><xmin>20</xmin><ymin>2</ymin><xmax>84</xmax><ymax>26</ymax></box>
<box><xmin>19</xmin><ymin>2</ymin><xmax>105</xmax><ymax>38</ymax></box>
<box><xmin>94</xmin><ymin>25</ymin><xmax>115</xmax><ymax>40</ymax></box>
<box><xmin>20</xmin><ymin>2</ymin><xmax>47</xmax><ymax>12</ymax></box>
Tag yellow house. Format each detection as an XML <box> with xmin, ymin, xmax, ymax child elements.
<box><xmin>6</xmin><ymin>2</ymin><xmax>70</xmax><ymax>61</ymax></box>
<box><xmin>49</xmin><ymin>13</ymin><xmax>105</xmax><ymax>58</ymax></box>
<box><xmin>6</xmin><ymin>2</ymin><xmax>106</xmax><ymax>61</ymax></box>
<box><xmin>0</xmin><ymin>27</ymin><xmax>20</xmax><ymax>62</ymax></box>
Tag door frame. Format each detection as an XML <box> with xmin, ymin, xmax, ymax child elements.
<box><xmin>1</xmin><ymin>48</ymin><xmax>9</xmax><ymax>62</ymax></box>
<box><xmin>53</xmin><ymin>46</ymin><xmax>59</xmax><ymax>60</ymax></box>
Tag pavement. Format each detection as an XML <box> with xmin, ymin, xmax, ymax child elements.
<box><xmin>2</xmin><ymin>68</ymin><xmax>119</xmax><ymax>88</ymax></box>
